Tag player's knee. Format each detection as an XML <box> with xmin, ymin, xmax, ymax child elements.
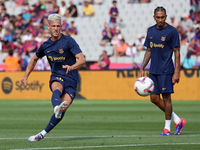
<box><xmin>51</xmin><ymin>81</ymin><xmax>63</xmax><ymax>92</ymax></box>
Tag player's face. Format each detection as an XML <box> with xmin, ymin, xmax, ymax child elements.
<box><xmin>154</xmin><ymin>11</ymin><xmax>167</xmax><ymax>28</ymax></box>
<box><xmin>48</xmin><ymin>20</ymin><xmax>61</xmax><ymax>39</ymax></box>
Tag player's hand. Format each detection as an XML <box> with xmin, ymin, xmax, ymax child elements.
<box><xmin>172</xmin><ymin>72</ymin><xmax>180</xmax><ymax>84</ymax></box>
<box><xmin>21</xmin><ymin>77</ymin><xmax>28</xmax><ymax>85</ymax></box>
<box><xmin>62</xmin><ymin>65</ymin><xmax>73</xmax><ymax>74</ymax></box>
<box><xmin>139</xmin><ymin>69</ymin><xmax>144</xmax><ymax>77</ymax></box>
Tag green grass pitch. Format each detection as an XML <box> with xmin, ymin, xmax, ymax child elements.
<box><xmin>0</xmin><ymin>100</ymin><xmax>200</xmax><ymax>150</ymax></box>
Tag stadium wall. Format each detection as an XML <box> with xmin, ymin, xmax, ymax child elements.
<box><xmin>0</xmin><ymin>70</ymin><xmax>200</xmax><ymax>100</ymax></box>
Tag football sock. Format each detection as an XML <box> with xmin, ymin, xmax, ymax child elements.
<box><xmin>164</xmin><ymin>120</ymin><xmax>171</xmax><ymax>131</ymax></box>
<box><xmin>44</xmin><ymin>112</ymin><xmax>65</xmax><ymax>133</ymax></box>
<box><xmin>171</xmin><ymin>112</ymin><xmax>181</xmax><ymax>124</ymax></box>
<box><xmin>51</xmin><ymin>89</ymin><xmax>62</xmax><ymax>108</ymax></box>
<box><xmin>40</xmin><ymin>130</ymin><xmax>47</xmax><ymax>137</ymax></box>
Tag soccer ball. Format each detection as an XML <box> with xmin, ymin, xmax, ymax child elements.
<box><xmin>134</xmin><ymin>77</ymin><xmax>154</xmax><ymax>96</ymax></box>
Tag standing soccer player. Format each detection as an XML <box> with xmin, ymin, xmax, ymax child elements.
<box><xmin>139</xmin><ymin>7</ymin><xmax>186</xmax><ymax>136</ymax></box>
<box><xmin>21</xmin><ymin>14</ymin><xmax>85</xmax><ymax>141</ymax></box>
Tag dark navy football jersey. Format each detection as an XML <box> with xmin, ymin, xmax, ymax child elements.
<box><xmin>36</xmin><ymin>34</ymin><xmax>82</xmax><ymax>83</ymax></box>
<box><xmin>144</xmin><ymin>24</ymin><xmax>180</xmax><ymax>75</ymax></box>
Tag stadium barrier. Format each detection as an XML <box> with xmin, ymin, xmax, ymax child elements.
<box><xmin>0</xmin><ymin>70</ymin><xmax>200</xmax><ymax>100</ymax></box>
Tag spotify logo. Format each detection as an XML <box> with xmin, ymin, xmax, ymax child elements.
<box><xmin>2</xmin><ymin>77</ymin><xmax>13</xmax><ymax>94</ymax></box>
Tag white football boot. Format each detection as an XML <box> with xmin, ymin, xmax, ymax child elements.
<box><xmin>55</xmin><ymin>101</ymin><xmax>68</xmax><ymax>119</ymax></box>
<box><xmin>28</xmin><ymin>133</ymin><xmax>44</xmax><ymax>141</ymax></box>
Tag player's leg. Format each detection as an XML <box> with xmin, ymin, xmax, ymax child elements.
<box><xmin>42</xmin><ymin>93</ymin><xmax>72</xmax><ymax>135</ymax></box>
<box><xmin>164</xmin><ymin>74</ymin><xmax>186</xmax><ymax>135</ymax></box>
<box><xmin>50</xmin><ymin>81</ymin><xmax>68</xmax><ymax>119</ymax></box>
<box><xmin>40</xmin><ymin>94</ymin><xmax>73</xmax><ymax>138</ymax></box>
<box><xmin>149</xmin><ymin>74</ymin><xmax>185</xmax><ymax>135</ymax></box>
<box><xmin>163</xmin><ymin>74</ymin><xmax>186</xmax><ymax>135</ymax></box>
<box><xmin>150</xmin><ymin>93</ymin><xmax>182</xmax><ymax>124</ymax></box>
<box><xmin>150</xmin><ymin>94</ymin><xmax>165</xmax><ymax>111</ymax></box>
<box><xmin>150</xmin><ymin>73</ymin><xmax>182</xmax><ymax>120</ymax></box>
<box><xmin>60</xmin><ymin>93</ymin><xmax>73</xmax><ymax>111</ymax></box>
<box><xmin>28</xmin><ymin>94</ymin><xmax>72</xmax><ymax>142</ymax></box>
<box><xmin>160</xmin><ymin>93</ymin><xmax>172</xmax><ymax>136</ymax></box>
<box><xmin>150</xmin><ymin>94</ymin><xmax>170</xmax><ymax>135</ymax></box>
<box><xmin>51</xmin><ymin>81</ymin><xmax>63</xmax><ymax>110</ymax></box>
<box><xmin>28</xmin><ymin>78</ymin><xmax>77</xmax><ymax>141</ymax></box>
<box><xmin>28</xmin><ymin>81</ymin><xmax>65</xmax><ymax>141</ymax></box>
<box><xmin>149</xmin><ymin>73</ymin><xmax>166</xmax><ymax>111</ymax></box>
<box><xmin>160</xmin><ymin>74</ymin><xmax>186</xmax><ymax>135</ymax></box>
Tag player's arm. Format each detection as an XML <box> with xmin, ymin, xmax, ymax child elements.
<box><xmin>63</xmin><ymin>52</ymin><xmax>85</xmax><ymax>74</ymax></box>
<box><xmin>172</xmin><ymin>47</ymin><xmax>180</xmax><ymax>84</ymax></box>
<box><xmin>139</xmin><ymin>48</ymin><xmax>151</xmax><ymax>77</ymax></box>
<box><xmin>21</xmin><ymin>54</ymin><xmax>39</xmax><ymax>85</ymax></box>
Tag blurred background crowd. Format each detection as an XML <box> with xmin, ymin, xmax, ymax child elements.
<box><xmin>0</xmin><ymin>0</ymin><xmax>200</xmax><ymax>71</ymax></box>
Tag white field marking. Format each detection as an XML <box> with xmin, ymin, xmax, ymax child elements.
<box><xmin>10</xmin><ymin>142</ymin><xmax>200</xmax><ymax>150</ymax></box>
<box><xmin>0</xmin><ymin>134</ymin><xmax>199</xmax><ymax>140</ymax></box>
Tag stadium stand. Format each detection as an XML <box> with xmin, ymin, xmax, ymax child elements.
<box><xmin>0</xmin><ymin>0</ymin><xmax>194</xmax><ymax>70</ymax></box>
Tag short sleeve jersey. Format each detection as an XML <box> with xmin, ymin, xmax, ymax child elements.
<box><xmin>68</xmin><ymin>5</ymin><xmax>78</xmax><ymax>17</ymax></box>
<box><xmin>144</xmin><ymin>24</ymin><xmax>180</xmax><ymax>74</ymax></box>
<box><xmin>36</xmin><ymin>34</ymin><xmax>82</xmax><ymax>82</ymax></box>
<box><xmin>109</xmin><ymin>7</ymin><xmax>118</xmax><ymax>23</ymax></box>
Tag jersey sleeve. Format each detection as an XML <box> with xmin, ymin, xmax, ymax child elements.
<box><xmin>144</xmin><ymin>29</ymin><xmax>150</xmax><ymax>48</ymax></box>
<box><xmin>171</xmin><ymin>28</ymin><xmax>180</xmax><ymax>48</ymax></box>
<box><xmin>36</xmin><ymin>44</ymin><xmax>45</xmax><ymax>58</ymax></box>
<box><xmin>69</xmin><ymin>37</ymin><xmax>82</xmax><ymax>56</ymax></box>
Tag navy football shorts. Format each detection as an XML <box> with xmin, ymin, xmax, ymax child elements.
<box><xmin>149</xmin><ymin>73</ymin><xmax>174</xmax><ymax>94</ymax></box>
<box><xmin>49</xmin><ymin>75</ymin><xmax>77</xmax><ymax>101</ymax></box>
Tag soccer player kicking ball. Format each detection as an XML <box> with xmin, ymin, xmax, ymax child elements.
<box><xmin>139</xmin><ymin>7</ymin><xmax>186</xmax><ymax>136</ymax></box>
<box><xmin>21</xmin><ymin>14</ymin><xmax>85</xmax><ymax>141</ymax></box>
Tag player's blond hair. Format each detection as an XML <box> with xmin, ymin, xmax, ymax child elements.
<box><xmin>48</xmin><ymin>14</ymin><xmax>62</xmax><ymax>24</ymax></box>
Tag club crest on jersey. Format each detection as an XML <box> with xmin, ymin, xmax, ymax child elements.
<box><xmin>161</xmin><ymin>37</ymin><xmax>165</xmax><ymax>41</ymax></box>
<box><xmin>59</xmin><ymin>49</ymin><xmax>64</xmax><ymax>54</ymax></box>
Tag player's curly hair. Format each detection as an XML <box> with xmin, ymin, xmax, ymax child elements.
<box><xmin>48</xmin><ymin>14</ymin><xmax>62</xmax><ymax>23</ymax></box>
<box><xmin>154</xmin><ymin>6</ymin><xmax>166</xmax><ymax>15</ymax></box>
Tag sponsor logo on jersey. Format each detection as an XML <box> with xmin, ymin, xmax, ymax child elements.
<box><xmin>150</xmin><ymin>42</ymin><xmax>164</xmax><ymax>48</ymax></box>
<box><xmin>48</xmin><ymin>56</ymin><xmax>66</xmax><ymax>61</ymax></box>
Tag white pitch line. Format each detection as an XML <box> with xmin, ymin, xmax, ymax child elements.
<box><xmin>0</xmin><ymin>135</ymin><xmax>157</xmax><ymax>140</ymax></box>
<box><xmin>0</xmin><ymin>134</ymin><xmax>199</xmax><ymax>140</ymax></box>
<box><xmin>10</xmin><ymin>142</ymin><xmax>200</xmax><ymax>150</ymax></box>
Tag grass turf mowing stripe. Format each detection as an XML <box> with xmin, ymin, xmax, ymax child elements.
<box><xmin>10</xmin><ymin>142</ymin><xmax>200</xmax><ymax>150</ymax></box>
<box><xmin>1</xmin><ymin>134</ymin><xmax>200</xmax><ymax>140</ymax></box>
